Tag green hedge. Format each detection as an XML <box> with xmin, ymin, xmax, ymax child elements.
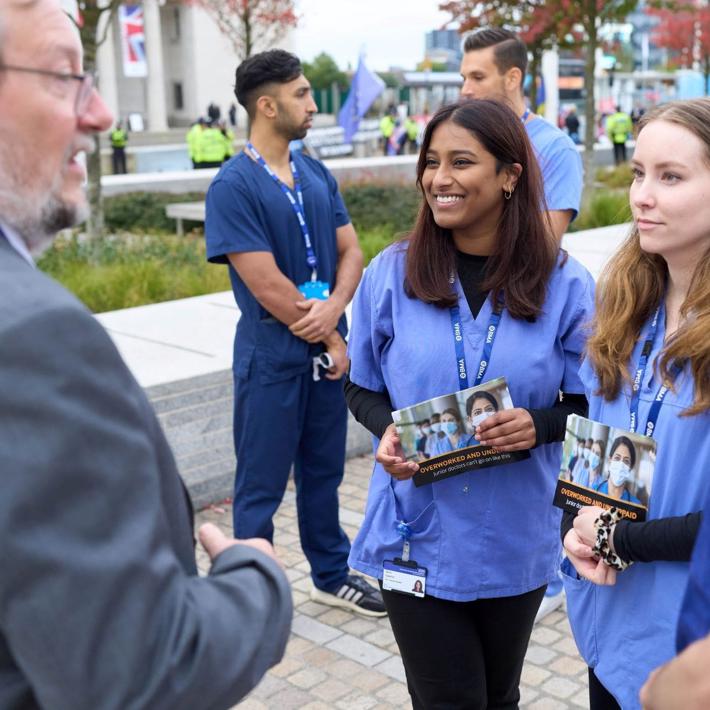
<box><xmin>45</xmin><ymin>183</ymin><xmax>631</xmax><ymax>313</ymax></box>
<box><xmin>102</xmin><ymin>185</ymin><xmax>420</xmax><ymax>240</ymax></box>
<box><xmin>341</xmin><ymin>183</ymin><xmax>420</xmax><ymax>236</ymax></box>
<box><xmin>104</xmin><ymin>192</ymin><xmax>206</xmax><ymax>233</ymax></box>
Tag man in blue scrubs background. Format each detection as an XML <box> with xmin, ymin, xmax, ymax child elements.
<box><xmin>459</xmin><ymin>27</ymin><xmax>584</xmax><ymax>619</ymax></box>
<box><xmin>205</xmin><ymin>50</ymin><xmax>385</xmax><ymax>617</ymax></box>
<box><xmin>460</xmin><ymin>27</ymin><xmax>583</xmax><ymax>242</ymax></box>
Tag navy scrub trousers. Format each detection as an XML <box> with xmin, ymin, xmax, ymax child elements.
<box><xmin>232</xmin><ymin>364</ymin><xmax>351</xmax><ymax>593</ymax></box>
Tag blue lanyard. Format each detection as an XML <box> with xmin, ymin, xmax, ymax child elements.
<box><xmin>629</xmin><ymin>306</ymin><xmax>660</xmax><ymax>433</ymax></box>
<box><xmin>629</xmin><ymin>304</ymin><xmax>683</xmax><ymax>437</ymax></box>
<box><xmin>449</xmin><ymin>296</ymin><xmax>503</xmax><ymax>391</ymax></box>
<box><xmin>521</xmin><ymin>108</ymin><xmax>530</xmax><ymax>123</ymax></box>
<box><xmin>246</xmin><ymin>142</ymin><xmax>317</xmax><ymax>280</ymax></box>
<box><xmin>644</xmin><ymin>361</ymin><xmax>683</xmax><ymax>437</ymax></box>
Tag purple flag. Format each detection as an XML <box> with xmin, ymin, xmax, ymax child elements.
<box><xmin>338</xmin><ymin>54</ymin><xmax>385</xmax><ymax>143</ymax></box>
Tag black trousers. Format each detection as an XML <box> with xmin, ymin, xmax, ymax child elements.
<box><xmin>588</xmin><ymin>667</ymin><xmax>621</xmax><ymax>710</ymax></box>
<box><xmin>111</xmin><ymin>147</ymin><xmax>126</xmax><ymax>174</ymax></box>
<box><xmin>613</xmin><ymin>141</ymin><xmax>627</xmax><ymax>165</ymax></box>
<box><xmin>381</xmin><ymin>584</ymin><xmax>546</xmax><ymax>709</ymax></box>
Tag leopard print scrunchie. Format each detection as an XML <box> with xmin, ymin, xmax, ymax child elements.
<box><xmin>592</xmin><ymin>507</ymin><xmax>632</xmax><ymax>571</ymax></box>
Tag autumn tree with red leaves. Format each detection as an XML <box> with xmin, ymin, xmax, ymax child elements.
<box><xmin>440</xmin><ymin>1</ymin><xmax>579</xmax><ymax>110</ymax></box>
<box><xmin>648</xmin><ymin>2</ymin><xmax>710</xmax><ymax>93</ymax></box>
<box><xmin>188</xmin><ymin>0</ymin><xmax>297</xmax><ymax>60</ymax></box>
<box><xmin>441</xmin><ymin>0</ymin><xmax>637</xmax><ymax>201</ymax></box>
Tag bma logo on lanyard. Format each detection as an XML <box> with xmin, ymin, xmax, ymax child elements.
<box><xmin>486</xmin><ymin>324</ymin><xmax>496</xmax><ymax>344</ymax></box>
<box><xmin>477</xmin><ymin>359</ymin><xmax>487</xmax><ymax>380</ymax></box>
<box><xmin>458</xmin><ymin>358</ymin><xmax>467</xmax><ymax>380</ymax></box>
<box><xmin>633</xmin><ymin>369</ymin><xmax>643</xmax><ymax>391</ymax></box>
<box><xmin>454</xmin><ymin>322</ymin><xmax>463</xmax><ymax>342</ymax></box>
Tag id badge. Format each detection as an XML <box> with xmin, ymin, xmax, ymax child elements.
<box><xmin>382</xmin><ymin>559</ymin><xmax>427</xmax><ymax>598</ymax></box>
<box><xmin>298</xmin><ymin>280</ymin><xmax>330</xmax><ymax>301</ymax></box>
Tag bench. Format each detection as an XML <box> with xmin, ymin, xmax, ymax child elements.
<box><xmin>165</xmin><ymin>202</ymin><xmax>206</xmax><ymax>236</ymax></box>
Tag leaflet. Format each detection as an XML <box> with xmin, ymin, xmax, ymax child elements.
<box><xmin>553</xmin><ymin>414</ymin><xmax>656</xmax><ymax>521</ymax></box>
<box><xmin>392</xmin><ymin>376</ymin><xmax>530</xmax><ymax>488</ymax></box>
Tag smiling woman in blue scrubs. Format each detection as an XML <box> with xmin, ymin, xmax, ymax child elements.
<box><xmin>345</xmin><ymin>99</ymin><xmax>594</xmax><ymax>708</ymax></box>
<box><xmin>561</xmin><ymin>98</ymin><xmax>710</xmax><ymax>710</ymax></box>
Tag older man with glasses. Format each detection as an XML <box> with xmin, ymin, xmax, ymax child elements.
<box><xmin>0</xmin><ymin>2</ymin><xmax>293</xmax><ymax>709</ymax></box>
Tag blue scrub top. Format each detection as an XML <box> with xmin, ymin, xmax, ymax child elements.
<box><xmin>526</xmin><ymin>118</ymin><xmax>583</xmax><ymax>220</ymax></box>
<box><xmin>676</xmin><ymin>489</ymin><xmax>710</xmax><ymax>652</ymax></box>
<box><xmin>563</xmin><ymin>305</ymin><xmax>710</xmax><ymax>709</ymax></box>
<box><xmin>575</xmin><ymin>464</ymin><xmax>603</xmax><ymax>490</ymax></box>
<box><xmin>430</xmin><ymin>432</ymin><xmax>476</xmax><ymax>456</ymax></box>
<box><xmin>347</xmin><ymin>243</ymin><xmax>594</xmax><ymax>602</ymax></box>
<box><xmin>205</xmin><ymin>151</ymin><xmax>350</xmax><ymax>383</ymax></box>
<box><xmin>593</xmin><ymin>479</ymin><xmax>641</xmax><ymax>505</ymax></box>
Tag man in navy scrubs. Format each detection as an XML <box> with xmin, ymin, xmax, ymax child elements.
<box><xmin>205</xmin><ymin>49</ymin><xmax>385</xmax><ymax>617</ymax></box>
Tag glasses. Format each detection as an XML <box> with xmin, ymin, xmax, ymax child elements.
<box><xmin>0</xmin><ymin>64</ymin><xmax>96</xmax><ymax>114</ymax></box>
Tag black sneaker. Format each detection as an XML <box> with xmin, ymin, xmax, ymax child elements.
<box><xmin>310</xmin><ymin>574</ymin><xmax>387</xmax><ymax>617</ymax></box>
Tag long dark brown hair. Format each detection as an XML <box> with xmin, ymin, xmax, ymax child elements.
<box><xmin>404</xmin><ymin>99</ymin><xmax>557</xmax><ymax>320</ymax></box>
<box><xmin>587</xmin><ymin>98</ymin><xmax>710</xmax><ymax>415</ymax></box>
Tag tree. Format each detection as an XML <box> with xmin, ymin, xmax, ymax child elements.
<box><xmin>188</xmin><ymin>0</ymin><xmax>297</xmax><ymax>61</ymax></box>
<box><xmin>648</xmin><ymin>2</ymin><xmax>710</xmax><ymax>93</ymax></box>
<box><xmin>303</xmin><ymin>52</ymin><xmax>348</xmax><ymax>91</ymax></box>
<box><xmin>441</xmin><ymin>0</ymin><xmax>637</xmax><ymax>202</ymax></box>
<box><xmin>71</xmin><ymin>1</ymin><xmax>123</xmax><ymax>239</ymax></box>
<box><xmin>416</xmin><ymin>59</ymin><xmax>449</xmax><ymax>72</ymax></box>
<box><xmin>440</xmin><ymin>1</ymin><xmax>578</xmax><ymax>111</ymax></box>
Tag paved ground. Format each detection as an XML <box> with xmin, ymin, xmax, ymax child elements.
<box><xmin>195</xmin><ymin>453</ymin><xmax>591</xmax><ymax>710</ymax></box>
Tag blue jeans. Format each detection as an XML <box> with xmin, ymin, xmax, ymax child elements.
<box><xmin>232</xmin><ymin>367</ymin><xmax>350</xmax><ymax>592</ymax></box>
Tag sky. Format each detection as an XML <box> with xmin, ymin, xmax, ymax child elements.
<box><xmin>294</xmin><ymin>0</ymin><xmax>454</xmax><ymax>72</ymax></box>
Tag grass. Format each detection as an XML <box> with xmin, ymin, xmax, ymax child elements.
<box><xmin>38</xmin><ymin>233</ymin><xmax>230</xmax><ymax>313</ymax></box>
<box><xmin>358</xmin><ymin>226</ymin><xmax>400</xmax><ymax>264</ymax></box>
<box><xmin>571</xmin><ymin>190</ymin><xmax>632</xmax><ymax>232</ymax></box>
<box><xmin>594</xmin><ymin>164</ymin><xmax>634</xmax><ymax>189</ymax></box>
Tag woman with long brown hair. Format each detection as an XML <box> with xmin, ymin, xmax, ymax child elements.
<box><xmin>344</xmin><ymin>99</ymin><xmax>594</xmax><ymax>708</ymax></box>
<box><xmin>562</xmin><ymin>98</ymin><xmax>710</xmax><ymax>710</ymax></box>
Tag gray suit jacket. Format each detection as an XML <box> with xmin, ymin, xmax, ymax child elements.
<box><xmin>0</xmin><ymin>236</ymin><xmax>292</xmax><ymax>709</ymax></box>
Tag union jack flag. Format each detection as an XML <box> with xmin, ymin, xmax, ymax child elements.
<box><xmin>119</xmin><ymin>5</ymin><xmax>147</xmax><ymax>78</ymax></box>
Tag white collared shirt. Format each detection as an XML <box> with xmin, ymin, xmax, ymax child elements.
<box><xmin>0</xmin><ymin>220</ymin><xmax>34</xmax><ymax>266</ymax></box>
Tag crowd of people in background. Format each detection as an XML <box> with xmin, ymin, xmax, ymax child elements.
<box><xmin>379</xmin><ymin>104</ymin><xmax>426</xmax><ymax>156</ymax></box>
<box><xmin>186</xmin><ymin>113</ymin><xmax>235</xmax><ymax>169</ymax></box>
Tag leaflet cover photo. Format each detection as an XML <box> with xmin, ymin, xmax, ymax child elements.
<box><xmin>554</xmin><ymin>414</ymin><xmax>656</xmax><ymax>521</ymax></box>
<box><xmin>392</xmin><ymin>376</ymin><xmax>530</xmax><ymax>487</ymax></box>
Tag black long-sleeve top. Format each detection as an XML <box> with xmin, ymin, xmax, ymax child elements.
<box><xmin>344</xmin><ymin>251</ymin><xmax>588</xmax><ymax>446</ymax></box>
<box><xmin>561</xmin><ymin>501</ymin><xmax>703</xmax><ymax>563</ymax></box>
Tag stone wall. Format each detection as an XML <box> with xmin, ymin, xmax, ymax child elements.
<box><xmin>146</xmin><ymin>369</ymin><xmax>373</xmax><ymax>509</ymax></box>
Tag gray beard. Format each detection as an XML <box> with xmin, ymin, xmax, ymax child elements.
<box><xmin>0</xmin><ymin>177</ymin><xmax>87</xmax><ymax>256</ymax></box>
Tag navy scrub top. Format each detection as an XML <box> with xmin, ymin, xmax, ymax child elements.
<box><xmin>205</xmin><ymin>151</ymin><xmax>350</xmax><ymax>383</ymax></box>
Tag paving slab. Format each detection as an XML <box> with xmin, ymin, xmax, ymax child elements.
<box><xmin>193</xmin><ymin>453</ymin><xmax>590</xmax><ymax>709</ymax></box>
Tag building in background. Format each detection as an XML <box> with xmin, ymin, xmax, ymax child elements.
<box><xmin>97</xmin><ymin>1</ymin><xmax>294</xmax><ymax>130</ymax></box>
<box><xmin>628</xmin><ymin>1</ymin><xmax>664</xmax><ymax>72</ymax></box>
<box><xmin>424</xmin><ymin>29</ymin><xmax>462</xmax><ymax>72</ymax></box>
